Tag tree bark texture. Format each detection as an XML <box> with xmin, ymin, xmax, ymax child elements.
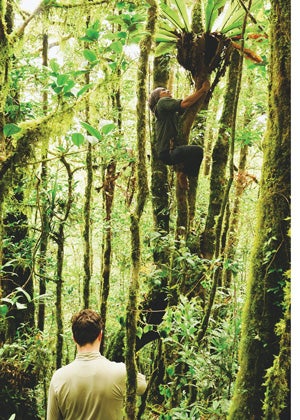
<box><xmin>200</xmin><ymin>49</ymin><xmax>240</xmax><ymax>259</ymax></box>
<box><xmin>100</xmin><ymin>159</ymin><xmax>116</xmax><ymax>353</ymax></box>
<box><xmin>55</xmin><ymin>157</ymin><xmax>73</xmax><ymax>369</ymax></box>
<box><xmin>83</xmin><ymin>55</ymin><xmax>93</xmax><ymax>309</ymax></box>
<box><xmin>228</xmin><ymin>0</ymin><xmax>290</xmax><ymax>417</ymax></box>
<box><xmin>125</xmin><ymin>2</ymin><xmax>157</xmax><ymax>418</ymax></box>
<box><xmin>37</xmin><ymin>32</ymin><xmax>50</xmax><ymax>332</ymax></box>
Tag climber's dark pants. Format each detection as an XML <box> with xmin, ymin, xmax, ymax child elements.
<box><xmin>159</xmin><ymin>145</ymin><xmax>203</xmax><ymax>177</ymax></box>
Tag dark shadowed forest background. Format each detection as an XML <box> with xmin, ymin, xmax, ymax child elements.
<box><xmin>0</xmin><ymin>0</ymin><xmax>291</xmax><ymax>419</ymax></box>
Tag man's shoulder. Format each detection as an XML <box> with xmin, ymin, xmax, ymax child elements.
<box><xmin>51</xmin><ymin>361</ymin><xmax>75</xmax><ymax>379</ymax></box>
<box><xmin>101</xmin><ymin>357</ymin><xmax>126</xmax><ymax>372</ymax></box>
<box><xmin>157</xmin><ymin>97</ymin><xmax>182</xmax><ymax>112</ymax></box>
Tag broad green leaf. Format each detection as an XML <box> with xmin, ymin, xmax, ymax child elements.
<box><xmin>49</xmin><ymin>58</ymin><xmax>60</xmax><ymax>73</ymax></box>
<box><xmin>86</xmin><ymin>28</ymin><xmax>99</xmax><ymax>41</ymax></box>
<box><xmin>56</xmin><ymin>145</ymin><xmax>66</xmax><ymax>153</ymax></box>
<box><xmin>205</xmin><ymin>0</ymin><xmax>227</xmax><ymax>32</ymax></box>
<box><xmin>131</xmin><ymin>13</ymin><xmax>146</xmax><ymax>23</ymax></box>
<box><xmin>160</xmin><ymin>2</ymin><xmax>185</xmax><ymax>31</ymax></box>
<box><xmin>90</xmin><ymin>20</ymin><xmax>100</xmax><ymax>31</ymax></box>
<box><xmin>121</xmin><ymin>14</ymin><xmax>132</xmax><ymax>26</ymax></box>
<box><xmin>57</xmin><ymin>74</ymin><xmax>69</xmax><ymax>86</ymax></box>
<box><xmin>71</xmin><ymin>132</ymin><xmax>85</xmax><ymax>147</ymax></box>
<box><xmin>156</xmin><ymin>35</ymin><xmax>178</xmax><ymax>43</ymax></box>
<box><xmin>63</xmin><ymin>79</ymin><xmax>75</xmax><ymax>93</ymax></box>
<box><xmin>136</xmin><ymin>326</ymin><xmax>143</xmax><ymax>339</ymax></box>
<box><xmin>101</xmin><ymin>123</ymin><xmax>116</xmax><ymax>135</ymax></box>
<box><xmin>109</xmin><ymin>41</ymin><xmax>123</xmax><ymax>54</ymax></box>
<box><xmin>3</xmin><ymin>123</ymin><xmax>21</xmax><ymax>137</ymax></box>
<box><xmin>155</xmin><ymin>41</ymin><xmax>176</xmax><ymax>57</ymax></box>
<box><xmin>213</xmin><ymin>0</ymin><xmax>263</xmax><ymax>34</ymax></box>
<box><xmin>173</xmin><ymin>0</ymin><xmax>190</xmax><ymax>31</ymax></box>
<box><xmin>158</xmin><ymin>27</ymin><xmax>178</xmax><ymax>39</ymax></box>
<box><xmin>117</xmin><ymin>31</ymin><xmax>127</xmax><ymax>39</ymax></box>
<box><xmin>77</xmin><ymin>83</ymin><xmax>93</xmax><ymax>97</ymax></box>
<box><xmin>116</xmin><ymin>1</ymin><xmax>126</xmax><ymax>10</ymax></box>
<box><xmin>83</xmin><ymin>49</ymin><xmax>97</xmax><ymax>62</ymax></box>
<box><xmin>205</xmin><ymin>0</ymin><xmax>214</xmax><ymax>31</ymax></box>
<box><xmin>0</xmin><ymin>304</ymin><xmax>9</xmax><ymax>317</ymax></box>
<box><xmin>79</xmin><ymin>36</ymin><xmax>94</xmax><ymax>43</ymax></box>
<box><xmin>80</xmin><ymin>121</ymin><xmax>102</xmax><ymax>140</ymax></box>
<box><xmin>51</xmin><ymin>84</ymin><xmax>63</xmax><ymax>94</ymax></box>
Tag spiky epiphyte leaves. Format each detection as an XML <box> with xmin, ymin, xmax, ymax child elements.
<box><xmin>205</xmin><ymin>0</ymin><xmax>227</xmax><ymax>32</ymax></box>
<box><xmin>160</xmin><ymin>0</ymin><xmax>190</xmax><ymax>32</ymax></box>
<box><xmin>155</xmin><ymin>0</ymin><xmax>265</xmax><ymax>80</ymax></box>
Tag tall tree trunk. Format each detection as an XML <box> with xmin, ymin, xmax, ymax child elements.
<box><xmin>0</xmin><ymin>0</ymin><xmax>36</xmax><ymax>339</ymax></box>
<box><xmin>0</xmin><ymin>0</ymin><xmax>13</xmax><ymax>162</ymax></box>
<box><xmin>99</xmin><ymin>19</ymin><xmax>121</xmax><ymax>352</ymax></box>
<box><xmin>83</xmin><ymin>39</ymin><xmax>92</xmax><ymax>308</ymax></box>
<box><xmin>54</xmin><ymin>157</ymin><xmax>73</xmax><ymax>369</ymax></box>
<box><xmin>222</xmin><ymin>143</ymin><xmax>249</xmax><ymax>289</ymax></box>
<box><xmin>202</xmin><ymin>95</ymin><xmax>220</xmax><ymax>176</ymax></box>
<box><xmin>55</xmin><ymin>222</ymin><xmax>64</xmax><ymax>369</ymax></box>
<box><xmin>83</xmin><ymin>141</ymin><xmax>93</xmax><ymax>308</ymax></box>
<box><xmin>150</xmin><ymin>55</ymin><xmax>171</xmax><ymax>243</ymax></box>
<box><xmin>100</xmin><ymin>158</ymin><xmax>116</xmax><ymax>353</ymax></box>
<box><xmin>200</xmin><ymin>49</ymin><xmax>240</xmax><ymax>259</ymax></box>
<box><xmin>263</xmin><ymin>282</ymin><xmax>290</xmax><ymax>419</ymax></box>
<box><xmin>198</xmin><ymin>4</ymin><xmax>248</xmax><ymax>341</ymax></box>
<box><xmin>228</xmin><ymin>0</ymin><xmax>290</xmax><ymax>417</ymax></box>
<box><xmin>38</xmin><ymin>32</ymin><xmax>50</xmax><ymax>332</ymax></box>
<box><xmin>125</xmin><ymin>2</ymin><xmax>156</xmax><ymax>418</ymax></box>
<box><xmin>187</xmin><ymin>103</ymin><xmax>208</xmax><ymax>228</ymax></box>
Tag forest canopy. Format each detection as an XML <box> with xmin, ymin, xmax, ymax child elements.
<box><xmin>0</xmin><ymin>0</ymin><xmax>290</xmax><ymax>419</ymax></box>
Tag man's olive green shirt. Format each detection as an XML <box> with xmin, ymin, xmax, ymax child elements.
<box><xmin>47</xmin><ymin>352</ymin><xmax>147</xmax><ymax>420</ymax></box>
<box><xmin>155</xmin><ymin>97</ymin><xmax>183</xmax><ymax>156</ymax></box>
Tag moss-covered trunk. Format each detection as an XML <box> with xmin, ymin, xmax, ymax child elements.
<box><xmin>200</xmin><ymin>49</ymin><xmax>240</xmax><ymax>259</ymax></box>
<box><xmin>263</xmin><ymin>282</ymin><xmax>290</xmax><ymax>419</ymax></box>
<box><xmin>222</xmin><ymin>144</ymin><xmax>249</xmax><ymax>289</ymax></box>
<box><xmin>37</xmin><ymin>33</ymin><xmax>50</xmax><ymax>332</ymax></box>
<box><xmin>54</xmin><ymin>157</ymin><xmax>73</xmax><ymax>369</ymax></box>
<box><xmin>0</xmin><ymin>0</ymin><xmax>13</xmax><ymax>161</ymax></box>
<box><xmin>150</xmin><ymin>55</ymin><xmax>171</xmax><ymax>243</ymax></box>
<box><xmin>83</xmin><ymin>26</ymin><xmax>93</xmax><ymax>309</ymax></box>
<box><xmin>83</xmin><ymin>141</ymin><xmax>93</xmax><ymax>308</ymax></box>
<box><xmin>228</xmin><ymin>0</ymin><xmax>290</xmax><ymax>417</ymax></box>
<box><xmin>100</xmin><ymin>159</ymin><xmax>116</xmax><ymax>352</ymax></box>
<box><xmin>125</xmin><ymin>2</ymin><xmax>156</xmax><ymax>418</ymax></box>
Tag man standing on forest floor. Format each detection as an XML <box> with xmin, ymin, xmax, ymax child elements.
<box><xmin>47</xmin><ymin>309</ymin><xmax>147</xmax><ymax>420</ymax></box>
<box><xmin>148</xmin><ymin>80</ymin><xmax>210</xmax><ymax>189</ymax></box>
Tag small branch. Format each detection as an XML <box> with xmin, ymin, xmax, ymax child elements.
<box><xmin>13</xmin><ymin>2</ymin><xmax>45</xmax><ymax>39</ymax></box>
<box><xmin>237</xmin><ymin>0</ymin><xmax>268</xmax><ymax>36</ymax></box>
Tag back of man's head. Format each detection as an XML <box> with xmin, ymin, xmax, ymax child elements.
<box><xmin>148</xmin><ymin>87</ymin><xmax>165</xmax><ymax>112</ymax></box>
<box><xmin>71</xmin><ymin>309</ymin><xmax>103</xmax><ymax>346</ymax></box>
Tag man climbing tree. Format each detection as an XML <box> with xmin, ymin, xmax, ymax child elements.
<box><xmin>148</xmin><ymin>81</ymin><xmax>210</xmax><ymax>189</ymax></box>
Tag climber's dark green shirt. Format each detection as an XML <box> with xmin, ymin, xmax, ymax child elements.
<box><xmin>155</xmin><ymin>97</ymin><xmax>183</xmax><ymax>156</ymax></box>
